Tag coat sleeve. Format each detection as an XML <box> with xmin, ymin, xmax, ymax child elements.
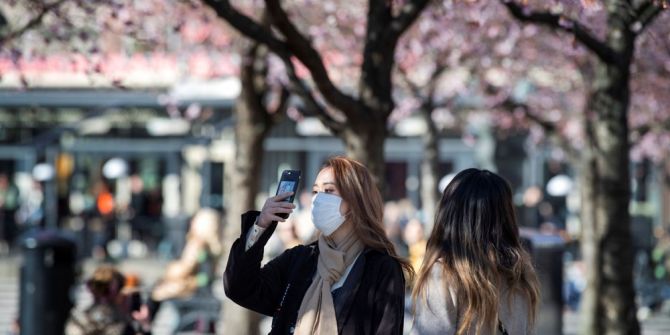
<box><xmin>223</xmin><ymin>211</ymin><xmax>297</xmax><ymax>316</ymax></box>
<box><xmin>371</xmin><ymin>257</ymin><xmax>406</xmax><ymax>335</ymax></box>
<box><xmin>410</xmin><ymin>267</ymin><xmax>457</xmax><ymax>335</ymax></box>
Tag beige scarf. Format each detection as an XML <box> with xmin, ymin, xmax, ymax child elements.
<box><xmin>294</xmin><ymin>225</ymin><xmax>364</xmax><ymax>335</ymax></box>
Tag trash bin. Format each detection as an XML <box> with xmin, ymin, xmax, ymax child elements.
<box><xmin>19</xmin><ymin>230</ymin><xmax>77</xmax><ymax>335</ymax></box>
<box><xmin>520</xmin><ymin>229</ymin><xmax>564</xmax><ymax>335</ymax></box>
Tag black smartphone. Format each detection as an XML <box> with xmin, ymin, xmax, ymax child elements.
<box><xmin>275</xmin><ymin>169</ymin><xmax>301</xmax><ymax>219</ymax></box>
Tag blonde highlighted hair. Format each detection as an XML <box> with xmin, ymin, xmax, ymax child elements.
<box><xmin>412</xmin><ymin>168</ymin><xmax>540</xmax><ymax>334</ymax></box>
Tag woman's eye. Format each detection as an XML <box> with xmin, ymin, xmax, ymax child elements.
<box><xmin>312</xmin><ymin>190</ymin><xmax>318</xmax><ymax>194</ymax></box>
<box><xmin>325</xmin><ymin>189</ymin><xmax>334</xmax><ymax>193</ymax></box>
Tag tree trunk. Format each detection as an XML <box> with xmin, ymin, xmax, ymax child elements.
<box><xmin>664</xmin><ymin>160</ymin><xmax>670</xmax><ymax>233</ymax></box>
<box><xmin>221</xmin><ymin>99</ymin><xmax>268</xmax><ymax>335</ymax></box>
<box><xmin>419</xmin><ymin>106</ymin><xmax>439</xmax><ymax>231</ymax></box>
<box><xmin>341</xmin><ymin>119</ymin><xmax>387</xmax><ymax>194</ymax></box>
<box><xmin>578</xmin><ymin>152</ymin><xmax>600</xmax><ymax>335</ymax></box>
<box><xmin>579</xmin><ymin>58</ymin><xmax>639</xmax><ymax>335</ymax></box>
<box><xmin>221</xmin><ymin>43</ymin><xmax>276</xmax><ymax>335</ymax></box>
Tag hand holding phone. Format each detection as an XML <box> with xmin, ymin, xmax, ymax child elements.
<box><xmin>275</xmin><ymin>170</ymin><xmax>301</xmax><ymax>218</ymax></box>
<box><xmin>257</xmin><ymin>170</ymin><xmax>301</xmax><ymax>228</ymax></box>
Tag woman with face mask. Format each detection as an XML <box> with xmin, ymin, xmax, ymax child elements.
<box><xmin>223</xmin><ymin>156</ymin><xmax>412</xmax><ymax>335</ymax></box>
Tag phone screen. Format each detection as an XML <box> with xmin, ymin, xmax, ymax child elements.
<box><xmin>277</xmin><ymin>181</ymin><xmax>296</xmax><ymax>198</ymax></box>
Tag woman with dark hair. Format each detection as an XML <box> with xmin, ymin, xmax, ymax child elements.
<box><xmin>224</xmin><ymin>156</ymin><xmax>412</xmax><ymax>335</ymax></box>
<box><xmin>412</xmin><ymin>169</ymin><xmax>540</xmax><ymax>335</ymax></box>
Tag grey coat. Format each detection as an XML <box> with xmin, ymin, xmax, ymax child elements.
<box><xmin>411</xmin><ymin>266</ymin><xmax>533</xmax><ymax>335</ymax></box>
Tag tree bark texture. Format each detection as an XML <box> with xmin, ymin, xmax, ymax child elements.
<box><xmin>501</xmin><ymin>1</ymin><xmax>666</xmax><ymax>333</ymax></box>
<box><xmin>341</xmin><ymin>116</ymin><xmax>387</xmax><ymax>193</ymax></box>
<box><xmin>419</xmin><ymin>105</ymin><xmax>440</xmax><ymax>231</ymax></box>
<box><xmin>221</xmin><ymin>43</ymin><xmax>285</xmax><ymax>335</ymax></box>
<box><xmin>579</xmin><ymin>56</ymin><xmax>639</xmax><ymax>335</ymax></box>
<box><xmin>221</xmin><ymin>101</ymin><xmax>268</xmax><ymax>335</ymax></box>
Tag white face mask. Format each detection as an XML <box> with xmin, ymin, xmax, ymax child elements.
<box><xmin>311</xmin><ymin>193</ymin><xmax>346</xmax><ymax>236</ymax></box>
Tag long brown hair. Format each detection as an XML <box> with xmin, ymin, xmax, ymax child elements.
<box><xmin>412</xmin><ymin>168</ymin><xmax>540</xmax><ymax>334</ymax></box>
<box><xmin>323</xmin><ymin>156</ymin><xmax>414</xmax><ymax>281</ymax></box>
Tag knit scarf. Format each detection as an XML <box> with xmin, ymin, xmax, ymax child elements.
<box><xmin>294</xmin><ymin>225</ymin><xmax>363</xmax><ymax>335</ymax></box>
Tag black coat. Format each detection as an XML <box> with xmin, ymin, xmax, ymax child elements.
<box><xmin>224</xmin><ymin>211</ymin><xmax>406</xmax><ymax>335</ymax></box>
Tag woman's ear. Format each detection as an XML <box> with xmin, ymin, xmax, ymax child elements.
<box><xmin>339</xmin><ymin>199</ymin><xmax>350</xmax><ymax>216</ymax></box>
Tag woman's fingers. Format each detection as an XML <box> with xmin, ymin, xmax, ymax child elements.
<box><xmin>272</xmin><ymin>202</ymin><xmax>296</xmax><ymax>209</ymax></box>
<box><xmin>270</xmin><ymin>206</ymin><xmax>294</xmax><ymax>214</ymax></box>
<box><xmin>259</xmin><ymin>194</ymin><xmax>296</xmax><ymax>227</ymax></box>
<box><xmin>261</xmin><ymin>207</ymin><xmax>293</xmax><ymax>220</ymax></box>
<box><xmin>267</xmin><ymin>214</ymin><xmax>288</xmax><ymax>223</ymax></box>
<box><xmin>263</xmin><ymin>199</ymin><xmax>296</xmax><ymax>211</ymax></box>
<box><xmin>260</xmin><ymin>208</ymin><xmax>293</xmax><ymax>224</ymax></box>
<box><xmin>272</xmin><ymin>191</ymin><xmax>294</xmax><ymax>202</ymax></box>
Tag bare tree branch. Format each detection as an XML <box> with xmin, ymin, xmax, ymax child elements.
<box><xmin>498</xmin><ymin>96</ymin><xmax>579</xmax><ymax>158</ymax></box>
<box><xmin>500</xmin><ymin>0</ymin><xmax>620</xmax><ymax>64</ymax></box>
<box><xmin>426</xmin><ymin>63</ymin><xmax>450</xmax><ymax>99</ymax></box>
<box><xmin>634</xmin><ymin>117</ymin><xmax>670</xmax><ymax>139</ymax></box>
<box><xmin>498</xmin><ymin>97</ymin><xmax>556</xmax><ymax>132</ymax></box>
<box><xmin>284</xmin><ymin>62</ymin><xmax>345</xmax><ymax>134</ymax></box>
<box><xmin>0</xmin><ymin>0</ymin><xmax>67</xmax><ymax>46</ymax></box>
<box><xmin>264</xmin><ymin>0</ymin><xmax>358</xmax><ymax>116</ymax></box>
<box><xmin>242</xmin><ymin>39</ymin><xmax>290</xmax><ymax>126</ymax></box>
<box><xmin>202</xmin><ymin>0</ymin><xmax>292</xmax><ymax>58</ymax></box>
<box><xmin>355</xmin><ymin>0</ymin><xmax>429</xmax><ymax>119</ymax></box>
<box><xmin>267</xmin><ymin>85</ymin><xmax>291</xmax><ymax>124</ymax></box>
<box><xmin>273</xmin><ymin>39</ymin><xmax>344</xmax><ymax>133</ymax></box>
<box><xmin>635</xmin><ymin>0</ymin><xmax>666</xmax><ymax>30</ymax></box>
<box><xmin>386</xmin><ymin>0</ymin><xmax>431</xmax><ymax>44</ymax></box>
<box><xmin>398</xmin><ymin>62</ymin><xmax>452</xmax><ymax>112</ymax></box>
<box><xmin>202</xmin><ymin>0</ymin><xmax>345</xmax><ymax>132</ymax></box>
<box><xmin>240</xmin><ymin>43</ymin><xmax>271</xmax><ymax>123</ymax></box>
<box><xmin>397</xmin><ymin>66</ymin><xmax>423</xmax><ymax>99</ymax></box>
<box><xmin>431</xmin><ymin>96</ymin><xmax>458</xmax><ymax>111</ymax></box>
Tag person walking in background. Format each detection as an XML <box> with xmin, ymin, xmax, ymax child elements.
<box><xmin>276</xmin><ymin>216</ymin><xmax>302</xmax><ymax>250</ymax></box>
<box><xmin>412</xmin><ymin>169</ymin><xmax>540</xmax><ymax>335</ymax></box>
<box><xmin>224</xmin><ymin>156</ymin><xmax>412</xmax><ymax>335</ymax></box>
<box><xmin>403</xmin><ymin>218</ymin><xmax>427</xmax><ymax>273</ymax></box>
<box><xmin>0</xmin><ymin>173</ymin><xmax>19</xmax><ymax>255</ymax></box>
<box><xmin>65</xmin><ymin>265</ymin><xmax>150</xmax><ymax>335</ymax></box>
<box><xmin>151</xmin><ymin>208</ymin><xmax>221</xmax><ymax>302</ymax></box>
<box><xmin>292</xmin><ymin>190</ymin><xmax>317</xmax><ymax>243</ymax></box>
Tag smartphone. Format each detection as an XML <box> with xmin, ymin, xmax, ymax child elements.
<box><xmin>275</xmin><ymin>169</ymin><xmax>301</xmax><ymax>219</ymax></box>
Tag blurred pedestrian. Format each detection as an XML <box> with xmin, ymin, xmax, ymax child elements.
<box><xmin>224</xmin><ymin>156</ymin><xmax>413</xmax><ymax>334</ymax></box>
<box><xmin>91</xmin><ymin>181</ymin><xmax>116</xmax><ymax>260</ymax></box>
<box><xmin>151</xmin><ymin>208</ymin><xmax>221</xmax><ymax>303</ymax></box>
<box><xmin>412</xmin><ymin>169</ymin><xmax>540</xmax><ymax>335</ymax></box>
<box><xmin>65</xmin><ymin>265</ymin><xmax>150</xmax><ymax>335</ymax></box>
<box><xmin>277</xmin><ymin>216</ymin><xmax>302</xmax><ymax>250</ymax></box>
<box><xmin>14</xmin><ymin>178</ymin><xmax>44</xmax><ymax>230</ymax></box>
<box><xmin>292</xmin><ymin>190</ymin><xmax>316</xmax><ymax>243</ymax></box>
<box><xmin>384</xmin><ymin>201</ymin><xmax>409</xmax><ymax>258</ymax></box>
<box><xmin>403</xmin><ymin>218</ymin><xmax>427</xmax><ymax>273</ymax></box>
<box><xmin>0</xmin><ymin>173</ymin><xmax>19</xmax><ymax>254</ymax></box>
